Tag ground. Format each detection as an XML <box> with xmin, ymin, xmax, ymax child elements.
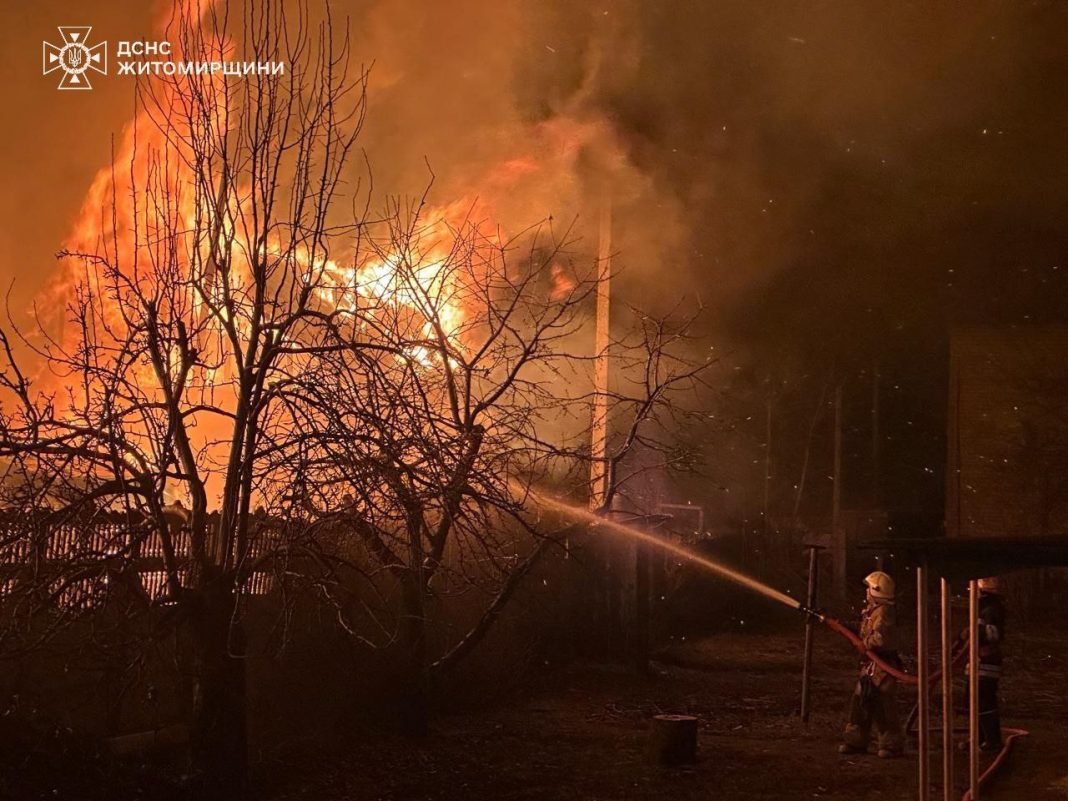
<box><xmin>264</xmin><ymin>620</ymin><xmax>1068</xmax><ymax>801</ymax></box>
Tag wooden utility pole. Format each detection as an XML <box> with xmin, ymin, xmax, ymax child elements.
<box><xmin>832</xmin><ymin>382</ymin><xmax>845</xmax><ymax>599</ymax></box>
<box><xmin>871</xmin><ymin>360</ymin><xmax>881</xmax><ymax>507</ymax></box>
<box><xmin>634</xmin><ymin>533</ymin><xmax>651</xmax><ymax>674</ymax></box>
<box><xmin>591</xmin><ymin>196</ymin><xmax>623</xmax><ymax>656</ymax></box>
<box><xmin>590</xmin><ymin>198</ymin><xmax>612</xmax><ymax>508</ymax></box>
<box><xmin>763</xmin><ymin>394</ymin><xmax>773</xmax><ymax>567</ymax></box>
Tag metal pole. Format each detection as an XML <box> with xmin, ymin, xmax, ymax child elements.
<box><xmin>969</xmin><ymin>579</ymin><xmax>980</xmax><ymax>800</ymax></box>
<box><xmin>800</xmin><ymin>545</ymin><xmax>821</xmax><ymax>722</ymax></box>
<box><xmin>941</xmin><ymin>578</ymin><xmax>953</xmax><ymax>801</ymax></box>
<box><xmin>917</xmin><ymin>564</ymin><xmax>930</xmax><ymax>801</ymax></box>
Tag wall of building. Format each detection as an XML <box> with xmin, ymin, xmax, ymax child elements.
<box><xmin>947</xmin><ymin>325</ymin><xmax>1068</xmax><ymax>540</ymax></box>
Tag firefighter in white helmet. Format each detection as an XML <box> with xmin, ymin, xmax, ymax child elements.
<box><xmin>838</xmin><ymin>571</ymin><xmax>904</xmax><ymax>758</ymax></box>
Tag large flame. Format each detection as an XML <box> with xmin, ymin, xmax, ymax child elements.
<box><xmin>40</xmin><ymin>1</ymin><xmax>620</xmax><ymax>496</ymax></box>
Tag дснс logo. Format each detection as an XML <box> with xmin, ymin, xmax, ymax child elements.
<box><xmin>43</xmin><ymin>27</ymin><xmax>107</xmax><ymax>90</ymax></box>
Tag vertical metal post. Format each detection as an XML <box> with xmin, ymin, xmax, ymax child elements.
<box><xmin>941</xmin><ymin>578</ymin><xmax>954</xmax><ymax>801</ymax></box>
<box><xmin>917</xmin><ymin>564</ymin><xmax>930</xmax><ymax>801</ymax></box>
<box><xmin>969</xmin><ymin>579</ymin><xmax>980</xmax><ymax>801</ymax></box>
<box><xmin>800</xmin><ymin>545</ymin><xmax>821</xmax><ymax>722</ymax></box>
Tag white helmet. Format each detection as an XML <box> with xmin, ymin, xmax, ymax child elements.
<box><xmin>864</xmin><ymin>571</ymin><xmax>895</xmax><ymax>602</ymax></box>
<box><xmin>978</xmin><ymin>576</ymin><xmax>1003</xmax><ymax>595</ymax></box>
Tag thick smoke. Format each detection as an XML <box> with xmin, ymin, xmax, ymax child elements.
<box><xmin>345</xmin><ymin>0</ymin><xmax>688</xmax><ymax>303</ymax></box>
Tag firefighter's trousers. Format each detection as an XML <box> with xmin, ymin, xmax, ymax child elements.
<box><xmin>843</xmin><ymin>675</ymin><xmax>904</xmax><ymax>753</ymax></box>
<box><xmin>974</xmin><ymin>676</ymin><xmax>1001</xmax><ymax>748</ymax></box>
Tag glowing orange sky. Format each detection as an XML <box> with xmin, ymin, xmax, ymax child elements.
<box><xmin>0</xmin><ymin>0</ymin><xmax>621</xmax><ymax>340</ymax></box>
<box><xmin>0</xmin><ymin>1</ymin><xmax>159</xmax><ymax>321</ymax></box>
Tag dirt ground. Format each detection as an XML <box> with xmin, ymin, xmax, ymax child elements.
<box><xmin>264</xmin><ymin>621</ymin><xmax>1068</xmax><ymax>801</ymax></box>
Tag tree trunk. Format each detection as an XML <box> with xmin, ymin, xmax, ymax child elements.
<box><xmin>429</xmin><ymin>536</ymin><xmax>553</xmax><ymax>678</ymax></box>
<box><xmin>189</xmin><ymin>581</ymin><xmax>248</xmax><ymax>800</ymax></box>
<box><xmin>399</xmin><ymin>570</ymin><xmax>429</xmax><ymax>736</ymax></box>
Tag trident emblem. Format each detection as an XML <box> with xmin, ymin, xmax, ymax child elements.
<box><xmin>43</xmin><ymin>27</ymin><xmax>107</xmax><ymax>90</ymax></box>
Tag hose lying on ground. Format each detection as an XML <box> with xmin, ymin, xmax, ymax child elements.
<box><xmin>961</xmin><ymin>727</ymin><xmax>1028</xmax><ymax>801</ymax></box>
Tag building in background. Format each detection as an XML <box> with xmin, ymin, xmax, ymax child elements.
<box><xmin>947</xmin><ymin>326</ymin><xmax>1068</xmax><ymax>603</ymax></box>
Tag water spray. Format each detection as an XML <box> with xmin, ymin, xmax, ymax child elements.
<box><xmin>520</xmin><ymin>484</ymin><xmax>801</xmax><ymax>611</ymax></box>
<box><xmin>521</xmin><ymin>483</ymin><xmax>934</xmax><ymax>683</ymax></box>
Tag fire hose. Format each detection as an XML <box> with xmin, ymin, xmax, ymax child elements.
<box><xmin>800</xmin><ymin>605</ymin><xmax>955</xmax><ymax>686</ymax></box>
<box><xmin>798</xmin><ymin>606</ymin><xmax>1029</xmax><ymax>800</ymax></box>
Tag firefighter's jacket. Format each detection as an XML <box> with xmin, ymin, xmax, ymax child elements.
<box><xmin>977</xmin><ymin>592</ymin><xmax>1005</xmax><ymax>679</ymax></box>
<box><xmin>857</xmin><ymin>600</ymin><xmax>899</xmax><ymax>687</ymax></box>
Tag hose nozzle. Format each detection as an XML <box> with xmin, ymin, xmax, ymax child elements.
<box><xmin>798</xmin><ymin>604</ymin><xmax>826</xmax><ymax>622</ymax></box>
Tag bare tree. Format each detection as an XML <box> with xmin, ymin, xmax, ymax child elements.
<box><xmin>0</xmin><ymin>3</ymin><xmax>712</xmax><ymax>794</ymax></box>
<box><xmin>1</xmin><ymin>2</ymin><xmax>367</xmax><ymax>794</ymax></box>
<box><xmin>281</xmin><ymin>204</ymin><xmax>713</xmax><ymax>730</ymax></box>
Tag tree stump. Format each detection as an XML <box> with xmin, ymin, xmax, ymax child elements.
<box><xmin>646</xmin><ymin>714</ymin><xmax>698</xmax><ymax>766</ymax></box>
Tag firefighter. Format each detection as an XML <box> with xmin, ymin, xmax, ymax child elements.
<box><xmin>839</xmin><ymin>571</ymin><xmax>904</xmax><ymax>758</ymax></box>
<box><xmin>970</xmin><ymin>576</ymin><xmax>1006</xmax><ymax>751</ymax></box>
